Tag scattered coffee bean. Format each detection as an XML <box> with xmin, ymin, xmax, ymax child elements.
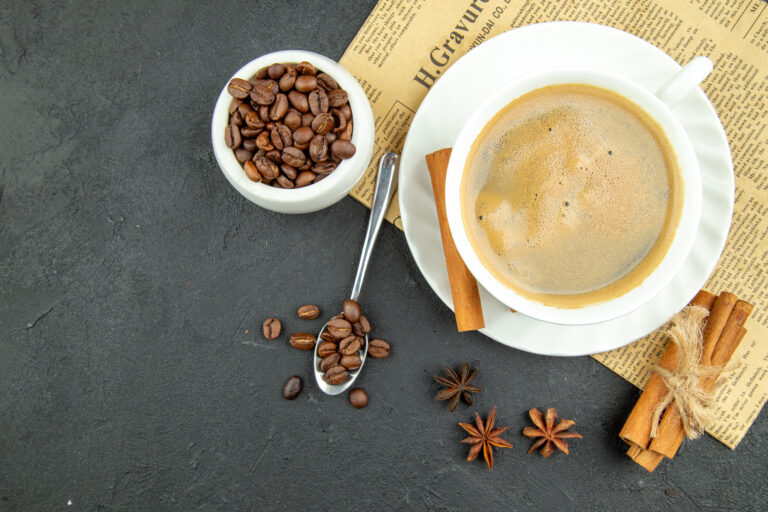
<box><xmin>325</xmin><ymin>365</ymin><xmax>348</xmax><ymax>385</ymax></box>
<box><xmin>368</xmin><ymin>338</ymin><xmax>391</xmax><ymax>359</ymax></box>
<box><xmin>289</xmin><ymin>332</ymin><xmax>317</xmax><ymax>351</ymax></box>
<box><xmin>297</xmin><ymin>304</ymin><xmax>321</xmax><ymax>320</ymax></box>
<box><xmin>282</xmin><ymin>375</ymin><xmax>303</xmax><ymax>400</ymax></box>
<box><xmin>226</xmin><ymin>62</ymin><xmax>356</xmax><ymax>188</ymax></box>
<box><xmin>349</xmin><ymin>388</ymin><xmax>369</xmax><ymax>408</ymax></box>
<box><xmin>262</xmin><ymin>317</ymin><xmax>281</xmax><ymax>340</ymax></box>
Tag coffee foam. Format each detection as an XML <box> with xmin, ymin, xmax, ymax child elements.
<box><xmin>462</xmin><ymin>84</ymin><xmax>682</xmax><ymax>307</ymax></box>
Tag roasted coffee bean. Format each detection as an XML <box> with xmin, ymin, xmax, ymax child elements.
<box><xmin>269</xmin><ymin>93</ymin><xmax>289</xmax><ymax>121</ymax></box>
<box><xmin>312</xmin><ymin>161</ymin><xmax>337</xmax><ymax>175</ymax></box>
<box><xmin>237</xmin><ymin>102</ymin><xmax>254</xmax><ymax>118</ymax></box>
<box><xmin>276</xmin><ymin>175</ymin><xmax>294</xmax><ymax>188</ymax></box>
<box><xmin>256</xmin><ymin>131</ymin><xmax>273</xmax><ymax>152</ymax></box>
<box><xmin>348</xmin><ymin>388</ymin><xmax>368</xmax><ymax>408</ymax></box>
<box><xmin>224</xmin><ymin>124</ymin><xmax>242</xmax><ymax>149</ymax></box>
<box><xmin>314</xmin><ymin>174</ymin><xmax>328</xmax><ymax>184</ymax></box>
<box><xmin>241</xmin><ymin>124</ymin><xmax>262</xmax><ymax>136</ymax></box>
<box><xmin>325</xmin><ymin>365</ymin><xmax>348</xmax><ymax>385</ymax></box>
<box><xmin>295</xmin><ymin>171</ymin><xmax>316</xmax><ymax>188</ymax></box>
<box><xmin>282</xmin><ymin>375</ymin><xmax>302</xmax><ymax>400</ymax></box>
<box><xmin>308</xmin><ymin>89</ymin><xmax>329</xmax><ymax>115</ymax></box>
<box><xmin>276</xmin><ymin>124</ymin><xmax>292</xmax><ymax>147</ymax></box>
<box><xmin>244</xmin><ymin>161</ymin><xmax>262</xmax><ymax>182</ymax></box>
<box><xmin>242</xmin><ymin>138</ymin><xmax>258</xmax><ymax>152</ymax></box>
<box><xmin>230</xmin><ymin>97</ymin><xmax>243</xmax><ymax>115</ymax></box>
<box><xmin>340</xmin><ymin>104</ymin><xmax>352</xmax><ymax>121</ymax></box>
<box><xmin>292</xmin><ymin>126</ymin><xmax>314</xmax><ymax>146</ymax></box>
<box><xmin>270</xmin><ymin>126</ymin><xmax>285</xmax><ymax>151</ymax></box>
<box><xmin>279</xmin><ymin>71</ymin><xmax>296</xmax><ymax>92</ymax></box>
<box><xmin>340</xmin><ymin>119</ymin><xmax>353</xmax><ymax>141</ymax></box>
<box><xmin>301</xmin><ymin>112</ymin><xmax>315</xmax><ymax>127</ymax></box>
<box><xmin>281</xmin><ymin>164</ymin><xmax>297</xmax><ymax>180</ymax></box>
<box><xmin>359</xmin><ymin>315</ymin><xmax>371</xmax><ymax>334</ymax></box>
<box><xmin>327</xmin><ymin>317</ymin><xmax>352</xmax><ymax>339</ymax></box>
<box><xmin>298</xmin><ymin>158</ymin><xmax>313</xmax><ymax>171</ymax></box>
<box><xmin>331</xmin><ymin>140</ymin><xmax>356</xmax><ymax>160</ymax></box>
<box><xmin>327</xmin><ymin>89</ymin><xmax>349</xmax><ymax>108</ymax></box>
<box><xmin>297</xmin><ymin>304</ymin><xmax>321</xmax><ymax>320</ymax></box>
<box><xmin>255</xmin><ymin>105</ymin><xmax>268</xmax><ymax>122</ymax></box>
<box><xmin>262</xmin><ymin>317</ymin><xmax>281</xmax><ymax>339</ymax></box>
<box><xmin>288</xmin><ymin>90</ymin><xmax>309</xmax><ymax>113</ymax></box>
<box><xmin>251</xmin><ymin>79</ymin><xmax>279</xmax><ymax>95</ymax></box>
<box><xmin>267</xmin><ymin>63</ymin><xmax>285</xmax><ymax>80</ymax></box>
<box><xmin>342</xmin><ymin>299</ymin><xmax>362</xmax><ymax>323</ymax></box>
<box><xmin>227</xmin><ymin>78</ymin><xmax>252</xmax><ymax>99</ymax></box>
<box><xmin>295</xmin><ymin>75</ymin><xmax>317</xmax><ymax>93</ymax></box>
<box><xmin>311</xmin><ymin>113</ymin><xmax>334</xmax><ymax>135</ymax></box>
<box><xmin>331</xmin><ymin>109</ymin><xmax>346</xmax><ymax>133</ymax></box>
<box><xmin>251</xmin><ymin>84</ymin><xmax>276</xmax><ymax>105</ymax></box>
<box><xmin>340</xmin><ymin>354</ymin><xmax>362</xmax><ymax>371</ymax></box>
<box><xmin>253</xmin><ymin>66</ymin><xmax>269</xmax><ymax>79</ymax></box>
<box><xmin>265</xmin><ymin>150</ymin><xmax>282</xmax><ymax>163</ymax></box>
<box><xmin>284</xmin><ymin>110</ymin><xmax>301</xmax><ymax>130</ymax></box>
<box><xmin>255</xmin><ymin>156</ymin><xmax>279</xmax><ymax>179</ymax></box>
<box><xmin>368</xmin><ymin>338</ymin><xmax>390</xmax><ymax>359</ymax></box>
<box><xmin>316</xmin><ymin>72</ymin><xmax>339</xmax><ymax>91</ymax></box>
<box><xmin>317</xmin><ymin>341</ymin><xmax>337</xmax><ymax>358</ymax></box>
<box><xmin>339</xmin><ymin>335</ymin><xmax>361</xmax><ymax>356</ymax></box>
<box><xmin>325</xmin><ymin>132</ymin><xmax>337</xmax><ymax>145</ymax></box>
<box><xmin>308</xmin><ymin>135</ymin><xmax>329</xmax><ymax>162</ymax></box>
<box><xmin>265</xmin><ymin>121</ymin><xmax>275</xmax><ymax>131</ymax></box>
<box><xmin>320</xmin><ymin>330</ymin><xmax>337</xmax><ymax>343</ymax></box>
<box><xmin>289</xmin><ymin>332</ymin><xmax>317</xmax><ymax>351</ymax></box>
<box><xmin>235</xmin><ymin>148</ymin><xmax>253</xmax><ymax>163</ymax></box>
<box><xmin>297</xmin><ymin>61</ymin><xmax>316</xmax><ymax>75</ymax></box>
<box><xmin>281</xmin><ymin>146</ymin><xmax>306</xmax><ymax>168</ymax></box>
<box><xmin>320</xmin><ymin>352</ymin><xmax>341</xmax><ymax>372</ymax></box>
<box><xmin>230</xmin><ymin>110</ymin><xmax>243</xmax><ymax>127</ymax></box>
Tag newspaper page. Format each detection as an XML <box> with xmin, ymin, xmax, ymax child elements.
<box><xmin>339</xmin><ymin>0</ymin><xmax>768</xmax><ymax>449</ymax></box>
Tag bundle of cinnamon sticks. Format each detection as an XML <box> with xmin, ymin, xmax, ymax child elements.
<box><xmin>619</xmin><ymin>290</ymin><xmax>753</xmax><ymax>472</ymax></box>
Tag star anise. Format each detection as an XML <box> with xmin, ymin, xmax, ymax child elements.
<box><xmin>523</xmin><ymin>408</ymin><xmax>582</xmax><ymax>458</ymax></box>
<box><xmin>433</xmin><ymin>362</ymin><xmax>481</xmax><ymax>412</ymax></box>
<box><xmin>458</xmin><ymin>406</ymin><xmax>513</xmax><ymax>470</ymax></box>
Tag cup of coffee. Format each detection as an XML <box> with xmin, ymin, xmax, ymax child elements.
<box><xmin>445</xmin><ymin>58</ymin><xmax>712</xmax><ymax>325</ymax></box>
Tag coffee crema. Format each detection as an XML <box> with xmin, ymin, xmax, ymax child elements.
<box><xmin>461</xmin><ymin>83</ymin><xmax>683</xmax><ymax>308</ymax></box>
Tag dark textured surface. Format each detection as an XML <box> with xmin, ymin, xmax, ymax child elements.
<box><xmin>1</xmin><ymin>1</ymin><xmax>766</xmax><ymax>510</ymax></box>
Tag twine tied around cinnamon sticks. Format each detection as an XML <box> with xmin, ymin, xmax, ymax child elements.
<box><xmin>649</xmin><ymin>304</ymin><xmax>736</xmax><ymax>440</ymax></box>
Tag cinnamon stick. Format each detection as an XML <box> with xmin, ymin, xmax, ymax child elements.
<box><xmin>648</xmin><ymin>299</ymin><xmax>752</xmax><ymax>460</ymax></box>
<box><xmin>425</xmin><ymin>148</ymin><xmax>485</xmax><ymax>332</ymax></box>
<box><xmin>619</xmin><ymin>290</ymin><xmax>716</xmax><ymax>455</ymax></box>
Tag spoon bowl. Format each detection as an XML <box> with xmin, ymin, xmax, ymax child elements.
<box><xmin>313</xmin><ymin>317</ymin><xmax>369</xmax><ymax>395</ymax></box>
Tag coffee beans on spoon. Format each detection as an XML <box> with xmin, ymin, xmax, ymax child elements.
<box><xmin>225</xmin><ymin>61</ymin><xmax>356</xmax><ymax>188</ymax></box>
<box><xmin>313</xmin><ymin>299</ymin><xmax>390</xmax><ymax>386</ymax></box>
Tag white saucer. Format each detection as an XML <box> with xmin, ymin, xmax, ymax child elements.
<box><xmin>399</xmin><ymin>21</ymin><xmax>734</xmax><ymax>356</ymax></box>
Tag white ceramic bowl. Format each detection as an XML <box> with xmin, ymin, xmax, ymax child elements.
<box><xmin>211</xmin><ymin>50</ymin><xmax>374</xmax><ymax>214</ymax></box>
<box><xmin>445</xmin><ymin>67</ymin><xmax>703</xmax><ymax>325</ymax></box>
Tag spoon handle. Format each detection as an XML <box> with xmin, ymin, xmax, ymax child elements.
<box><xmin>349</xmin><ymin>153</ymin><xmax>399</xmax><ymax>302</ymax></box>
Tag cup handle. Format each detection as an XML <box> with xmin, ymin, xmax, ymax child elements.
<box><xmin>655</xmin><ymin>56</ymin><xmax>713</xmax><ymax>109</ymax></box>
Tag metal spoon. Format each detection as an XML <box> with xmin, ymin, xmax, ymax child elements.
<box><xmin>313</xmin><ymin>152</ymin><xmax>399</xmax><ymax>395</ymax></box>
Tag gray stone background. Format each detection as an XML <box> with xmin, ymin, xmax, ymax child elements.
<box><xmin>1</xmin><ymin>1</ymin><xmax>766</xmax><ymax>510</ymax></box>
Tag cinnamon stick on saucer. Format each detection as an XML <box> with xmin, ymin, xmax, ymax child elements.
<box><xmin>425</xmin><ymin>148</ymin><xmax>484</xmax><ymax>332</ymax></box>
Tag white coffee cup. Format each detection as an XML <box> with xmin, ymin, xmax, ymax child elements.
<box><xmin>445</xmin><ymin>57</ymin><xmax>712</xmax><ymax>325</ymax></box>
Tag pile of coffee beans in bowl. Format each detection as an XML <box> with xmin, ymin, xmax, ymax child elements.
<box><xmin>225</xmin><ymin>61</ymin><xmax>356</xmax><ymax>188</ymax></box>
